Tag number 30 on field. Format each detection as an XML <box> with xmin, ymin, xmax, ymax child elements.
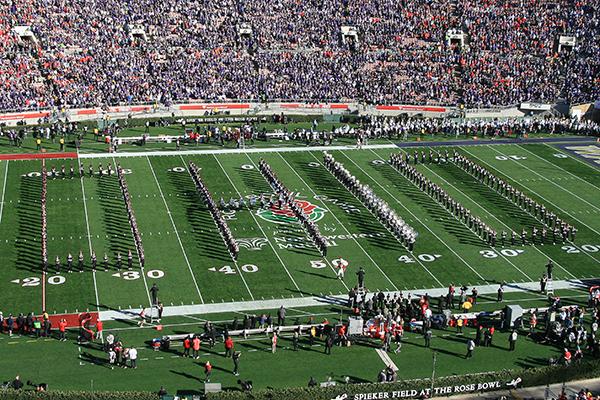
<box><xmin>112</xmin><ymin>270</ymin><xmax>165</xmax><ymax>280</ymax></box>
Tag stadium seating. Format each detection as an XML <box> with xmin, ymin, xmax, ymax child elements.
<box><xmin>0</xmin><ymin>0</ymin><xmax>597</xmax><ymax>111</ymax></box>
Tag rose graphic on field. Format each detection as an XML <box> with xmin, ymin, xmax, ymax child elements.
<box><xmin>256</xmin><ymin>200</ymin><xmax>326</xmax><ymax>224</ymax></box>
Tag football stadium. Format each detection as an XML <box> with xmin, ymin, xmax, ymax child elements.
<box><xmin>0</xmin><ymin>1</ymin><xmax>599</xmax><ymax>399</ymax></box>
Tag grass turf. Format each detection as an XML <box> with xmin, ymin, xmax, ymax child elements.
<box><xmin>0</xmin><ymin>140</ymin><xmax>598</xmax><ymax>392</ymax></box>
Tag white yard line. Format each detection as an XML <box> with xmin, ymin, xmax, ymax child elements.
<box><xmin>420</xmin><ymin>161</ymin><xmax>576</xmax><ymax>280</ymax></box>
<box><xmin>0</xmin><ymin>160</ymin><xmax>8</xmax><ymax>224</ymax></box>
<box><xmin>355</xmin><ymin>149</ymin><xmax>486</xmax><ymax>282</ymax></box>
<box><xmin>78</xmin><ymin>144</ymin><xmax>398</xmax><ymax>159</ymax></box>
<box><xmin>250</xmin><ymin>153</ymin><xmax>350</xmax><ymax>292</ymax></box>
<box><xmin>98</xmin><ymin>277</ymin><xmax>589</xmax><ymax>321</ymax></box>
<box><xmin>306</xmin><ymin>151</ymin><xmax>404</xmax><ymax>290</ymax></box>
<box><xmin>543</xmin><ymin>143</ymin><xmax>600</xmax><ymax>173</ymax></box>
<box><xmin>519</xmin><ymin>145</ymin><xmax>600</xmax><ymax>194</ymax></box>
<box><xmin>111</xmin><ymin>157</ymin><xmax>154</xmax><ymax>309</ymax></box>
<box><xmin>376</xmin><ymin>348</ymin><xmax>399</xmax><ymax>371</ymax></box>
<box><xmin>146</xmin><ymin>156</ymin><xmax>207</xmax><ymax>303</ymax></box>
<box><xmin>178</xmin><ymin>155</ymin><xmax>254</xmax><ymax>301</ymax></box>
<box><xmin>462</xmin><ymin>147</ymin><xmax>600</xmax><ymax>264</ymax></box>
<box><xmin>487</xmin><ymin>145</ymin><xmax>600</xmax><ymax>214</ymax></box>
<box><xmin>78</xmin><ymin>151</ymin><xmax>101</xmax><ymax>313</ymax></box>
<box><xmin>211</xmin><ymin>153</ymin><xmax>304</xmax><ymax>295</ymax></box>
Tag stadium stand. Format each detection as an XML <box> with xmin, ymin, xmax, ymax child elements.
<box><xmin>0</xmin><ymin>0</ymin><xmax>597</xmax><ymax>111</ymax></box>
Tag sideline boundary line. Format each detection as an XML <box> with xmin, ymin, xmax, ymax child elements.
<box><xmin>75</xmin><ymin>137</ymin><xmax>598</xmax><ymax>159</ymax></box>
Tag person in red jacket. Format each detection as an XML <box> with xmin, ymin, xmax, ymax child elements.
<box><xmin>58</xmin><ymin>319</ymin><xmax>67</xmax><ymax>341</ymax></box>
<box><xmin>192</xmin><ymin>336</ymin><xmax>201</xmax><ymax>359</ymax></box>
<box><xmin>183</xmin><ymin>336</ymin><xmax>191</xmax><ymax>358</ymax></box>
<box><xmin>224</xmin><ymin>336</ymin><xmax>234</xmax><ymax>358</ymax></box>
<box><xmin>204</xmin><ymin>361</ymin><xmax>212</xmax><ymax>382</ymax></box>
<box><xmin>564</xmin><ymin>348</ymin><xmax>572</xmax><ymax>365</ymax></box>
<box><xmin>95</xmin><ymin>319</ymin><xmax>103</xmax><ymax>342</ymax></box>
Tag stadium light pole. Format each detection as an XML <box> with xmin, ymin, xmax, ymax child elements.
<box><xmin>430</xmin><ymin>350</ymin><xmax>437</xmax><ymax>396</ymax></box>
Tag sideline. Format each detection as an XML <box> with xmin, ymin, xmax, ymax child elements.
<box><xmin>98</xmin><ymin>278</ymin><xmax>589</xmax><ymax>321</ymax></box>
<box><xmin>77</xmin><ymin>136</ymin><xmax>597</xmax><ymax>160</ymax></box>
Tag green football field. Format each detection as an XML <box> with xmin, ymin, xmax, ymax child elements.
<box><xmin>0</xmin><ymin>138</ymin><xmax>599</xmax><ymax>393</ymax></box>
<box><xmin>0</xmin><ymin>142</ymin><xmax>599</xmax><ymax>314</ymax></box>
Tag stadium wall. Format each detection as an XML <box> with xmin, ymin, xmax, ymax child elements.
<box><xmin>0</xmin><ymin>100</ymin><xmax>569</xmax><ymax>127</ymax></box>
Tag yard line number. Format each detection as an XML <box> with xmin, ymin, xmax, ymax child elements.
<box><xmin>494</xmin><ymin>155</ymin><xmax>527</xmax><ymax>161</ymax></box>
<box><xmin>479</xmin><ymin>249</ymin><xmax>525</xmax><ymax>258</ymax></box>
<box><xmin>209</xmin><ymin>264</ymin><xmax>259</xmax><ymax>274</ymax></box>
<box><xmin>397</xmin><ymin>254</ymin><xmax>442</xmax><ymax>264</ymax></box>
<box><xmin>561</xmin><ymin>245</ymin><xmax>600</xmax><ymax>254</ymax></box>
<box><xmin>11</xmin><ymin>276</ymin><xmax>66</xmax><ymax>287</ymax></box>
<box><xmin>112</xmin><ymin>269</ymin><xmax>165</xmax><ymax>280</ymax></box>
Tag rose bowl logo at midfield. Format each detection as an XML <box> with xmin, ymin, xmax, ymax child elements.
<box><xmin>256</xmin><ymin>200</ymin><xmax>326</xmax><ymax>224</ymax></box>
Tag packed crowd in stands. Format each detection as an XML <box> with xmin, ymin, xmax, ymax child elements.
<box><xmin>0</xmin><ymin>0</ymin><xmax>597</xmax><ymax>112</ymax></box>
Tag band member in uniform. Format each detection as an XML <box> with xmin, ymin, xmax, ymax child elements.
<box><xmin>78</xmin><ymin>250</ymin><xmax>84</xmax><ymax>272</ymax></box>
<box><xmin>128</xmin><ymin>250</ymin><xmax>133</xmax><ymax>270</ymax></box>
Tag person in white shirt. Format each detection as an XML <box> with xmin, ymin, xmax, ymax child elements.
<box><xmin>129</xmin><ymin>347</ymin><xmax>138</xmax><ymax>369</ymax></box>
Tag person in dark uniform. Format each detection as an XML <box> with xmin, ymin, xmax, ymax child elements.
<box><xmin>103</xmin><ymin>253</ymin><xmax>109</xmax><ymax>272</ymax></box>
<box><xmin>232</xmin><ymin>351</ymin><xmax>241</xmax><ymax>376</ymax></box>
<box><xmin>150</xmin><ymin>283</ymin><xmax>159</xmax><ymax>306</ymax></box>
<box><xmin>116</xmin><ymin>252</ymin><xmax>122</xmax><ymax>270</ymax></box>
<box><xmin>55</xmin><ymin>256</ymin><xmax>61</xmax><ymax>274</ymax></box>
<box><xmin>357</xmin><ymin>267</ymin><xmax>366</xmax><ymax>288</ymax></box>
<box><xmin>497</xmin><ymin>284</ymin><xmax>504</xmax><ymax>302</ymax></box>
<box><xmin>128</xmin><ymin>250</ymin><xmax>133</xmax><ymax>270</ymax></box>
<box><xmin>540</xmin><ymin>274</ymin><xmax>547</xmax><ymax>293</ymax></box>
<box><xmin>292</xmin><ymin>328</ymin><xmax>299</xmax><ymax>351</ymax></box>
<box><xmin>67</xmin><ymin>253</ymin><xmax>73</xmax><ymax>273</ymax></box>
<box><xmin>78</xmin><ymin>250</ymin><xmax>84</xmax><ymax>272</ymax></box>
<box><xmin>546</xmin><ymin>260</ymin><xmax>553</xmax><ymax>280</ymax></box>
<box><xmin>91</xmin><ymin>252</ymin><xmax>97</xmax><ymax>271</ymax></box>
<box><xmin>324</xmin><ymin>334</ymin><xmax>334</xmax><ymax>355</ymax></box>
<box><xmin>424</xmin><ymin>328</ymin><xmax>432</xmax><ymax>348</ymax></box>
